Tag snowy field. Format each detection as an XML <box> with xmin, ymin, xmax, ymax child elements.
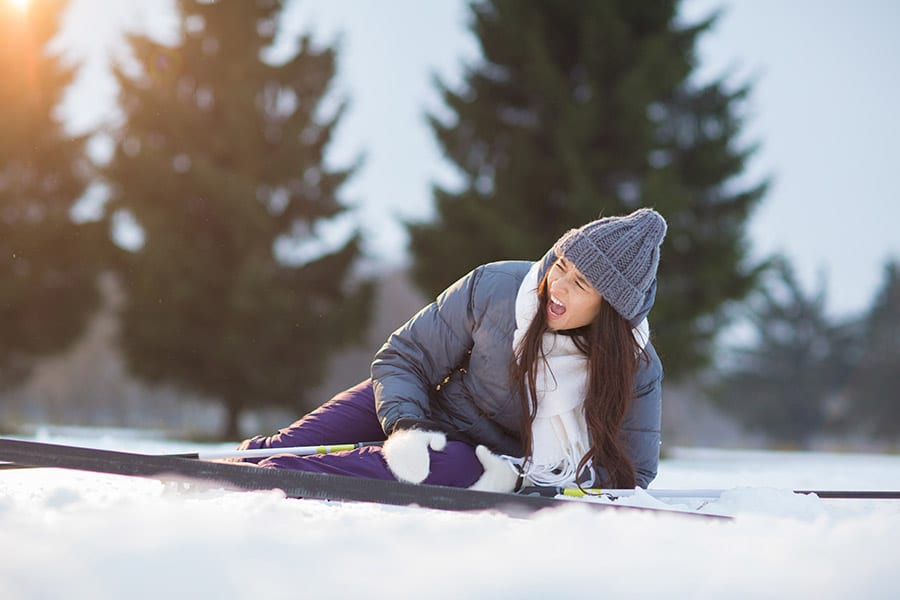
<box><xmin>2</xmin><ymin>428</ymin><xmax>899</xmax><ymax>600</ymax></box>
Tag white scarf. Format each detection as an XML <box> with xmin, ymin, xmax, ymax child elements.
<box><xmin>510</xmin><ymin>261</ymin><xmax>649</xmax><ymax>487</ymax></box>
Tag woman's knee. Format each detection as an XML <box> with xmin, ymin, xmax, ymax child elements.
<box><xmin>423</xmin><ymin>441</ymin><xmax>483</xmax><ymax>488</ymax></box>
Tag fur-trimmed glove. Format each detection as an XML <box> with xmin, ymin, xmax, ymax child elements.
<box><xmin>469</xmin><ymin>445</ymin><xmax>519</xmax><ymax>493</ymax></box>
<box><xmin>382</xmin><ymin>428</ymin><xmax>447</xmax><ymax>484</ymax></box>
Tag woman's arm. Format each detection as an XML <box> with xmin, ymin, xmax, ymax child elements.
<box><xmin>620</xmin><ymin>343</ymin><xmax>664</xmax><ymax>488</ymax></box>
<box><xmin>622</xmin><ymin>377</ymin><xmax>662</xmax><ymax>488</ymax></box>
<box><xmin>371</xmin><ymin>266</ymin><xmax>483</xmax><ymax>435</ymax></box>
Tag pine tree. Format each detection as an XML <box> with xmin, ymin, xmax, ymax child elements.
<box><xmin>844</xmin><ymin>260</ymin><xmax>900</xmax><ymax>437</ymax></box>
<box><xmin>103</xmin><ymin>0</ymin><xmax>371</xmax><ymax>438</ymax></box>
<box><xmin>409</xmin><ymin>0</ymin><xmax>767</xmax><ymax>377</ymax></box>
<box><xmin>710</xmin><ymin>260</ymin><xmax>841</xmax><ymax>448</ymax></box>
<box><xmin>0</xmin><ymin>0</ymin><xmax>102</xmax><ymax>388</ymax></box>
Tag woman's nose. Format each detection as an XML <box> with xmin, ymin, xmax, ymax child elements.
<box><xmin>551</xmin><ymin>275</ymin><xmax>571</xmax><ymax>296</ymax></box>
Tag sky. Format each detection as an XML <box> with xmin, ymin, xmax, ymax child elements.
<box><xmin>49</xmin><ymin>0</ymin><xmax>900</xmax><ymax>319</ymax></box>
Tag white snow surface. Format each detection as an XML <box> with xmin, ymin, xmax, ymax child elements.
<box><xmin>2</xmin><ymin>429</ymin><xmax>899</xmax><ymax>600</ymax></box>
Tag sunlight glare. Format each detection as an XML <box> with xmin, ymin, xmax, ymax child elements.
<box><xmin>10</xmin><ymin>0</ymin><xmax>31</xmax><ymax>10</ymax></box>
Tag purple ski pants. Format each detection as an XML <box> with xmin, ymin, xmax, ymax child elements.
<box><xmin>238</xmin><ymin>379</ymin><xmax>484</xmax><ymax>488</ymax></box>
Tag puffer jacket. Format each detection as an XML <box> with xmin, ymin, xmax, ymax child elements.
<box><xmin>371</xmin><ymin>252</ymin><xmax>664</xmax><ymax>487</ymax></box>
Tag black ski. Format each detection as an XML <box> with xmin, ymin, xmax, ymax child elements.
<box><xmin>0</xmin><ymin>438</ymin><xmax>728</xmax><ymax>519</ymax></box>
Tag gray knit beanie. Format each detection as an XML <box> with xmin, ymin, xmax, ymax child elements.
<box><xmin>552</xmin><ymin>208</ymin><xmax>667</xmax><ymax>321</ymax></box>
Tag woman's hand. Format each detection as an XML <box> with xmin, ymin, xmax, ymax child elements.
<box><xmin>382</xmin><ymin>428</ymin><xmax>447</xmax><ymax>484</ymax></box>
<box><xmin>469</xmin><ymin>445</ymin><xmax>518</xmax><ymax>493</ymax></box>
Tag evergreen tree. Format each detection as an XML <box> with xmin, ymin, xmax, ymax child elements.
<box><xmin>0</xmin><ymin>0</ymin><xmax>102</xmax><ymax>388</ymax></box>
<box><xmin>844</xmin><ymin>260</ymin><xmax>900</xmax><ymax>437</ymax></box>
<box><xmin>711</xmin><ymin>260</ymin><xmax>841</xmax><ymax>448</ymax></box>
<box><xmin>409</xmin><ymin>0</ymin><xmax>767</xmax><ymax>377</ymax></box>
<box><xmin>103</xmin><ymin>0</ymin><xmax>371</xmax><ymax>438</ymax></box>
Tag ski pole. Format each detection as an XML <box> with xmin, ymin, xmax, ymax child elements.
<box><xmin>0</xmin><ymin>441</ymin><xmax>383</xmax><ymax>470</ymax></box>
<box><xmin>168</xmin><ymin>441</ymin><xmax>383</xmax><ymax>460</ymax></box>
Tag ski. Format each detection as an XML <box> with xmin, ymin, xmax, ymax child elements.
<box><xmin>0</xmin><ymin>438</ymin><xmax>728</xmax><ymax>519</ymax></box>
<box><xmin>0</xmin><ymin>441</ymin><xmax>383</xmax><ymax>470</ymax></box>
<box><xmin>520</xmin><ymin>486</ymin><xmax>900</xmax><ymax>500</ymax></box>
<box><xmin>169</xmin><ymin>441</ymin><xmax>383</xmax><ymax>460</ymax></box>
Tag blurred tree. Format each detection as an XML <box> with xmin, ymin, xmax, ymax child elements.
<box><xmin>710</xmin><ymin>260</ymin><xmax>843</xmax><ymax>448</ymax></box>
<box><xmin>0</xmin><ymin>0</ymin><xmax>103</xmax><ymax>389</ymax></box>
<box><xmin>103</xmin><ymin>0</ymin><xmax>371</xmax><ymax>439</ymax></box>
<box><xmin>843</xmin><ymin>260</ymin><xmax>900</xmax><ymax>437</ymax></box>
<box><xmin>409</xmin><ymin>0</ymin><xmax>768</xmax><ymax>378</ymax></box>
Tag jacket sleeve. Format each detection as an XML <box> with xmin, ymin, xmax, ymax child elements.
<box><xmin>371</xmin><ymin>267</ymin><xmax>482</xmax><ymax>435</ymax></box>
<box><xmin>622</xmin><ymin>376</ymin><xmax>662</xmax><ymax>488</ymax></box>
<box><xmin>620</xmin><ymin>343</ymin><xmax>664</xmax><ymax>488</ymax></box>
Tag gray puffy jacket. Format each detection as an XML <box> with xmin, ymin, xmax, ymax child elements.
<box><xmin>371</xmin><ymin>253</ymin><xmax>663</xmax><ymax>487</ymax></box>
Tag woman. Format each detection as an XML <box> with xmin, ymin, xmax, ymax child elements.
<box><xmin>237</xmin><ymin>208</ymin><xmax>666</xmax><ymax>492</ymax></box>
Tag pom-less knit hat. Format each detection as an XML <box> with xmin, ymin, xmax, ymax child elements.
<box><xmin>552</xmin><ymin>208</ymin><xmax>667</xmax><ymax>321</ymax></box>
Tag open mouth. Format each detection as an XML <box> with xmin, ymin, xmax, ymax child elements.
<box><xmin>548</xmin><ymin>294</ymin><xmax>566</xmax><ymax>317</ymax></box>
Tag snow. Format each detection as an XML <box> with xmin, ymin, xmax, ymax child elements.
<box><xmin>2</xmin><ymin>430</ymin><xmax>899</xmax><ymax>599</ymax></box>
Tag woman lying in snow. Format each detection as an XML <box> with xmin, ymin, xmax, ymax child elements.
<box><xmin>236</xmin><ymin>208</ymin><xmax>667</xmax><ymax>492</ymax></box>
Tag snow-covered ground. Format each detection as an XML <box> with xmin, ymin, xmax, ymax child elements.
<box><xmin>2</xmin><ymin>428</ymin><xmax>899</xmax><ymax>600</ymax></box>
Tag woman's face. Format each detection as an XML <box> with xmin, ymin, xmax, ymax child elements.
<box><xmin>545</xmin><ymin>257</ymin><xmax>603</xmax><ymax>331</ymax></box>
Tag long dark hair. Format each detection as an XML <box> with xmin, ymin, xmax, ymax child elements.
<box><xmin>510</xmin><ymin>269</ymin><xmax>645</xmax><ymax>489</ymax></box>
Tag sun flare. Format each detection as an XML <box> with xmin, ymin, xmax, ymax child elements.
<box><xmin>10</xmin><ymin>0</ymin><xmax>31</xmax><ymax>10</ymax></box>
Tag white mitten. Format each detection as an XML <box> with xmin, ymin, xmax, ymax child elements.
<box><xmin>469</xmin><ymin>445</ymin><xmax>519</xmax><ymax>493</ymax></box>
<box><xmin>382</xmin><ymin>429</ymin><xmax>447</xmax><ymax>484</ymax></box>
